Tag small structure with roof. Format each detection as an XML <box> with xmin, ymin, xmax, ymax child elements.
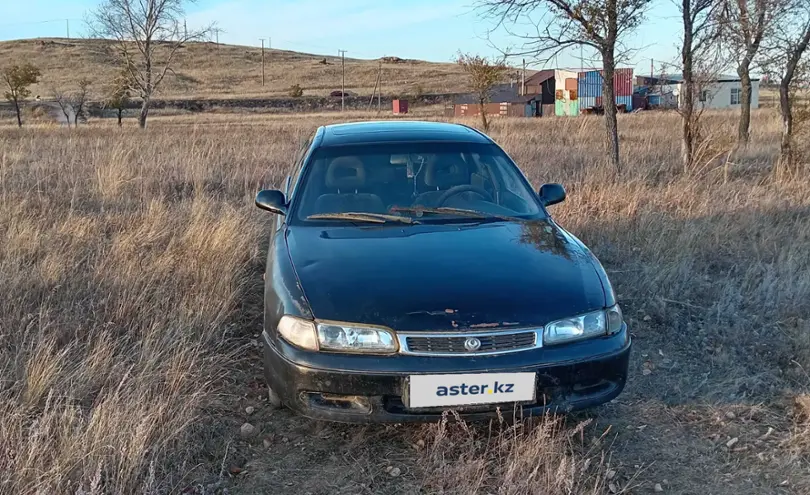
<box><xmin>452</xmin><ymin>83</ymin><xmax>545</xmax><ymax>118</ymax></box>
<box><xmin>634</xmin><ymin>73</ymin><xmax>759</xmax><ymax>110</ymax></box>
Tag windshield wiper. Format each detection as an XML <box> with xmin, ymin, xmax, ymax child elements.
<box><xmin>390</xmin><ymin>206</ymin><xmax>524</xmax><ymax>222</ymax></box>
<box><xmin>389</xmin><ymin>206</ymin><xmax>488</xmax><ymax>218</ymax></box>
<box><xmin>307</xmin><ymin>212</ymin><xmax>418</xmax><ymax>224</ymax></box>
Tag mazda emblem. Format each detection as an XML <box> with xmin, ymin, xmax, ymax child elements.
<box><xmin>464</xmin><ymin>337</ymin><xmax>482</xmax><ymax>352</ymax></box>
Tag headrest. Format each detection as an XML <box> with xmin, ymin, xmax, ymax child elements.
<box><xmin>326</xmin><ymin>156</ymin><xmax>366</xmax><ymax>190</ymax></box>
<box><xmin>425</xmin><ymin>156</ymin><xmax>467</xmax><ymax>188</ymax></box>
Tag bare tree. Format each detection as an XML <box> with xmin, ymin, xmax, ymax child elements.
<box><xmin>2</xmin><ymin>63</ymin><xmax>41</xmax><ymax>128</ymax></box>
<box><xmin>677</xmin><ymin>0</ymin><xmax>724</xmax><ymax>171</ymax></box>
<box><xmin>457</xmin><ymin>52</ymin><xmax>509</xmax><ymax>132</ymax></box>
<box><xmin>52</xmin><ymin>87</ymin><xmax>75</xmax><ymax>127</ymax></box>
<box><xmin>51</xmin><ymin>78</ymin><xmax>93</xmax><ymax>128</ymax></box>
<box><xmin>720</xmin><ymin>0</ymin><xmax>780</xmax><ymax>147</ymax></box>
<box><xmin>770</xmin><ymin>0</ymin><xmax>810</xmax><ymax>173</ymax></box>
<box><xmin>72</xmin><ymin>78</ymin><xmax>92</xmax><ymax>126</ymax></box>
<box><xmin>88</xmin><ymin>0</ymin><xmax>213</xmax><ymax>129</ymax></box>
<box><xmin>481</xmin><ymin>0</ymin><xmax>651</xmax><ymax>173</ymax></box>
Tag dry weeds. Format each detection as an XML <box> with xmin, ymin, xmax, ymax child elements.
<box><xmin>414</xmin><ymin>412</ymin><xmax>611</xmax><ymax>495</ymax></box>
<box><xmin>1</xmin><ymin>108</ymin><xmax>809</xmax><ymax>494</ymax></box>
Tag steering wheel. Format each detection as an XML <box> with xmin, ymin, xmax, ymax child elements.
<box><xmin>436</xmin><ymin>185</ymin><xmax>493</xmax><ymax>206</ymax></box>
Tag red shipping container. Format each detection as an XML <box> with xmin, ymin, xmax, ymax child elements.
<box><xmin>613</xmin><ymin>68</ymin><xmax>634</xmax><ymax>96</ymax></box>
<box><xmin>392</xmin><ymin>99</ymin><xmax>409</xmax><ymax>114</ymax></box>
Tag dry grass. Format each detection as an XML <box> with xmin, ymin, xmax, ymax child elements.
<box><xmin>414</xmin><ymin>412</ymin><xmax>610</xmax><ymax>495</ymax></box>
<box><xmin>1</xmin><ymin>108</ymin><xmax>810</xmax><ymax>493</ymax></box>
<box><xmin>0</xmin><ymin>38</ymin><xmax>471</xmax><ymax>100</ymax></box>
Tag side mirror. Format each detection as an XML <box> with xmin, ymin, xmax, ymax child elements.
<box><xmin>255</xmin><ymin>189</ymin><xmax>287</xmax><ymax>215</ymax></box>
<box><xmin>538</xmin><ymin>183</ymin><xmax>566</xmax><ymax>207</ymax></box>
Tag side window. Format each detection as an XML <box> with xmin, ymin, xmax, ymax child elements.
<box><xmin>730</xmin><ymin>87</ymin><xmax>741</xmax><ymax>105</ymax></box>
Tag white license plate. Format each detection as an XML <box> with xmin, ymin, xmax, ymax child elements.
<box><xmin>407</xmin><ymin>372</ymin><xmax>536</xmax><ymax>408</ymax></box>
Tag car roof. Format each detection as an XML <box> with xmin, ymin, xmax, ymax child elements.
<box><xmin>316</xmin><ymin>121</ymin><xmax>493</xmax><ymax>148</ymax></box>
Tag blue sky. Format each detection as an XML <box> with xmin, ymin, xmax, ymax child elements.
<box><xmin>0</xmin><ymin>0</ymin><xmax>683</xmax><ymax>74</ymax></box>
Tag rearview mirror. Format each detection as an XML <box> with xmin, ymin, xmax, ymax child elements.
<box><xmin>538</xmin><ymin>183</ymin><xmax>566</xmax><ymax>207</ymax></box>
<box><xmin>255</xmin><ymin>189</ymin><xmax>287</xmax><ymax>215</ymax></box>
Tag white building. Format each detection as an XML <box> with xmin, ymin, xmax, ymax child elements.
<box><xmin>639</xmin><ymin>74</ymin><xmax>760</xmax><ymax>110</ymax></box>
<box><xmin>680</xmin><ymin>75</ymin><xmax>760</xmax><ymax>110</ymax></box>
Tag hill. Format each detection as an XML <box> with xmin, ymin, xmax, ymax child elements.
<box><xmin>0</xmin><ymin>38</ymin><xmax>474</xmax><ymax>100</ymax></box>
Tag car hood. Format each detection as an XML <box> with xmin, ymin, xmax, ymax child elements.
<box><xmin>285</xmin><ymin>220</ymin><xmax>606</xmax><ymax>332</ymax></box>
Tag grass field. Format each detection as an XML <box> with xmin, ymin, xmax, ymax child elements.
<box><xmin>0</xmin><ymin>38</ymin><xmax>473</xmax><ymax>100</ymax></box>
<box><xmin>1</xmin><ymin>108</ymin><xmax>809</xmax><ymax>494</ymax></box>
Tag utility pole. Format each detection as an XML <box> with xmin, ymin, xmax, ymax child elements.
<box><xmin>580</xmin><ymin>45</ymin><xmax>583</xmax><ymax>73</ymax></box>
<box><xmin>338</xmin><ymin>49</ymin><xmax>347</xmax><ymax>111</ymax></box>
<box><xmin>184</xmin><ymin>19</ymin><xmax>188</xmax><ymax>38</ymax></box>
<box><xmin>212</xmin><ymin>27</ymin><xmax>225</xmax><ymax>48</ymax></box>
<box><xmin>378</xmin><ymin>60</ymin><xmax>382</xmax><ymax>112</ymax></box>
<box><xmin>650</xmin><ymin>58</ymin><xmax>654</xmax><ymax>79</ymax></box>
<box><xmin>66</xmin><ymin>19</ymin><xmax>70</xmax><ymax>40</ymax></box>
<box><xmin>259</xmin><ymin>39</ymin><xmax>266</xmax><ymax>87</ymax></box>
<box><xmin>521</xmin><ymin>58</ymin><xmax>526</xmax><ymax>96</ymax></box>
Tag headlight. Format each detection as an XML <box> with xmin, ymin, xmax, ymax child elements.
<box><xmin>277</xmin><ymin>315</ymin><xmax>319</xmax><ymax>350</ymax></box>
<box><xmin>543</xmin><ymin>305</ymin><xmax>623</xmax><ymax>345</ymax></box>
<box><xmin>317</xmin><ymin>322</ymin><xmax>398</xmax><ymax>354</ymax></box>
<box><xmin>275</xmin><ymin>316</ymin><xmax>399</xmax><ymax>354</ymax></box>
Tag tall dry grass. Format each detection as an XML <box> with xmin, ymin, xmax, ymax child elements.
<box><xmin>1</xmin><ymin>108</ymin><xmax>809</xmax><ymax>493</ymax></box>
<box><xmin>0</xmin><ymin>125</ymin><xmax>296</xmax><ymax>493</ymax></box>
<box><xmin>415</xmin><ymin>412</ymin><xmax>609</xmax><ymax>495</ymax></box>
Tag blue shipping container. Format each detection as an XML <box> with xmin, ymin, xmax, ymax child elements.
<box><xmin>579</xmin><ymin>96</ymin><xmax>598</xmax><ymax>110</ymax></box>
<box><xmin>579</xmin><ymin>95</ymin><xmax>632</xmax><ymax>111</ymax></box>
<box><xmin>578</xmin><ymin>71</ymin><xmax>603</xmax><ymax>97</ymax></box>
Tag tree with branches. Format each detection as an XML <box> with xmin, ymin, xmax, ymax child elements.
<box><xmin>720</xmin><ymin>0</ymin><xmax>780</xmax><ymax>147</ymax></box>
<box><xmin>52</xmin><ymin>87</ymin><xmax>75</xmax><ymax>127</ymax></box>
<box><xmin>2</xmin><ymin>63</ymin><xmax>41</xmax><ymax>128</ymax></box>
<box><xmin>105</xmin><ymin>67</ymin><xmax>134</xmax><ymax>127</ymax></box>
<box><xmin>481</xmin><ymin>0</ymin><xmax>651</xmax><ymax>173</ymax></box>
<box><xmin>457</xmin><ymin>52</ymin><xmax>509</xmax><ymax>132</ymax></box>
<box><xmin>677</xmin><ymin>0</ymin><xmax>724</xmax><ymax>171</ymax></box>
<box><xmin>88</xmin><ymin>0</ymin><xmax>213</xmax><ymax>129</ymax></box>
<box><xmin>52</xmin><ymin>78</ymin><xmax>93</xmax><ymax>128</ymax></box>
<box><xmin>769</xmin><ymin>0</ymin><xmax>810</xmax><ymax>174</ymax></box>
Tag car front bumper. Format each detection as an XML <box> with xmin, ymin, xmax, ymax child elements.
<box><xmin>262</xmin><ymin>326</ymin><xmax>631</xmax><ymax>423</ymax></box>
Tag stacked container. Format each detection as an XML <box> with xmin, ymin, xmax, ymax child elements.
<box><xmin>614</xmin><ymin>67</ymin><xmax>633</xmax><ymax>111</ymax></box>
<box><xmin>577</xmin><ymin>68</ymin><xmax>634</xmax><ymax>111</ymax></box>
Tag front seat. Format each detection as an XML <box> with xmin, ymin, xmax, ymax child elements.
<box><xmin>313</xmin><ymin>156</ymin><xmax>385</xmax><ymax>214</ymax></box>
<box><xmin>413</xmin><ymin>155</ymin><xmax>468</xmax><ymax>207</ymax></box>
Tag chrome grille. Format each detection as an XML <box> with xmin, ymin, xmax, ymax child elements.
<box><xmin>399</xmin><ymin>330</ymin><xmax>540</xmax><ymax>356</ymax></box>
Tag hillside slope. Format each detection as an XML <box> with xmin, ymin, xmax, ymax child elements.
<box><xmin>0</xmin><ymin>38</ymin><xmax>474</xmax><ymax>100</ymax></box>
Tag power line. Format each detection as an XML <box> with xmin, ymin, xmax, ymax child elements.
<box><xmin>0</xmin><ymin>18</ymin><xmax>82</xmax><ymax>27</ymax></box>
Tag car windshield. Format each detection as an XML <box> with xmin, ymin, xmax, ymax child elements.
<box><xmin>292</xmin><ymin>142</ymin><xmax>544</xmax><ymax>224</ymax></box>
